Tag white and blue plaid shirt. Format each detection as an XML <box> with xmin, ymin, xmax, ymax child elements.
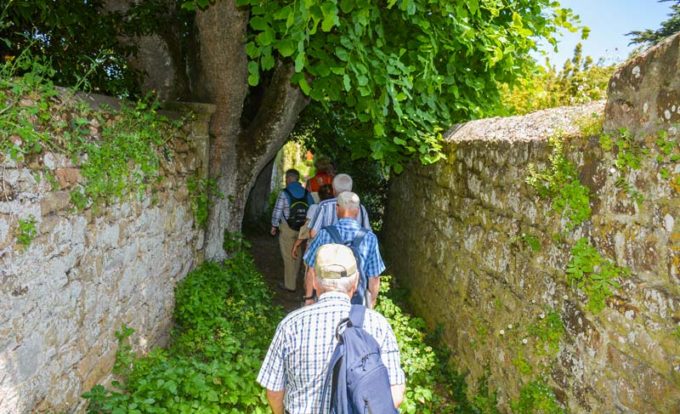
<box><xmin>307</xmin><ymin>198</ymin><xmax>371</xmax><ymax>233</ymax></box>
<box><xmin>256</xmin><ymin>292</ymin><xmax>405</xmax><ymax>414</ymax></box>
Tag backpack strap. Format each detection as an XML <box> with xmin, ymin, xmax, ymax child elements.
<box><xmin>323</xmin><ymin>225</ymin><xmax>343</xmax><ymax>244</ymax></box>
<box><xmin>351</xmin><ymin>228</ymin><xmax>367</xmax><ymax>251</ymax></box>
<box><xmin>348</xmin><ymin>304</ymin><xmax>366</xmax><ymax>329</ymax></box>
<box><xmin>283</xmin><ymin>188</ymin><xmax>306</xmax><ymax>203</ymax></box>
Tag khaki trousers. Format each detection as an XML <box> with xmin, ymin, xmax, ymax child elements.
<box><xmin>279</xmin><ymin>221</ymin><xmax>301</xmax><ymax>290</ymax></box>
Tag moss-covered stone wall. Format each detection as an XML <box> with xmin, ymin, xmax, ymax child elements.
<box><xmin>383</xmin><ymin>35</ymin><xmax>680</xmax><ymax>413</ymax></box>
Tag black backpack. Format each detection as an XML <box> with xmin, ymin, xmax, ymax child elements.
<box><xmin>323</xmin><ymin>225</ymin><xmax>369</xmax><ymax>306</ymax></box>
<box><xmin>321</xmin><ymin>305</ymin><xmax>398</xmax><ymax>414</ymax></box>
<box><xmin>284</xmin><ymin>188</ymin><xmax>309</xmax><ymax>231</ymax></box>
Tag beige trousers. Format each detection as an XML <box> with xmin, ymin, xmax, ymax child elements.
<box><xmin>279</xmin><ymin>221</ymin><xmax>301</xmax><ymax>290</ymax></box>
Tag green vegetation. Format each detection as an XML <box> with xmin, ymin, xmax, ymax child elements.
<box><xmin>84</xmin><ymin>256</ymin><xmax>486</xmax><ymax>413</ymax></box>
<box><xmin>526</xmin><ymin>134</ymin><xmax>591</xmax><ymax>230</ymax></box>
<box><xmin>501</xmin><ymin>43</ymin><xmax>615</xmax><ymax>116</ymax></box>
<box><xmin>528</xmin><ymin>309</ymin><xmax>565</xmax><ymax>357</ymax></box>
<box><xmin>212</xmin><ymin>0</ymin><xmax>580</xmax><ymax>172</ymax></box>
<box><xmin>511</xmin><ymin>379</ymin><xmax>564</xmax><ymax>414</ymax></box>
<box><xmin>83</xmin><ymin>250</ymin><xmax>281</xmax><ymax>413</ymax></box>
<box><xmin>16</xmin><ymin>215</ymin><xmax>37</xmax><ymax>247</ymax></box>
<box><xmin>187</xmin><ymin>176</ymin><xmax>223</xmax><ymax>228</ymax></box>
<box><xmin>600</xmin><ymin>127</ymin><xmax>646</xmax><ymax>205</ymax></box>
<box><xmin>520</xmin><ymin>233</ymin><xmax>542</xmax><ymax>253</ymax></box>
<box><xmin>0</xmin><ymin>55</ymin><xmax>185</xmax><ymax>211</ymax></box>
<box><xmin>567</xmin><ymin>238</ymin><xmax>630</xmax><ymax>314</ymax></box>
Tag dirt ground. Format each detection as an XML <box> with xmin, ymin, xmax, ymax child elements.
<box><xmin>246</xmin><ymin>230</ymin><xmax>307</xmax><ymax>313</ymax></box>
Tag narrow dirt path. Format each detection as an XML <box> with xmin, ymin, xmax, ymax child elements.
<box><xmin>246</xmin><ymin>231</ymin><xmax>304</xmax><ymax>313</ymax></box>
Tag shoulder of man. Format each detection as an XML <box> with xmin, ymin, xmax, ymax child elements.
<box><xmin>363</xmin><ymin>308</ymin><xmax>393</xmax><ymax>333</ymax></box>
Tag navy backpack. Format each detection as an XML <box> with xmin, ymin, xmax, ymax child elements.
<box><xmin>323</xmin><ymin>226</ymin><xmax>369</xmax><ymax>306</ymax></box>
<box><xmin>321</xmin><ymin>305</ymin><xmax>398</xmax><ymax>414</ymax></box>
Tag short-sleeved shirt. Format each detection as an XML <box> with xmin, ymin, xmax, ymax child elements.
<box><xmin>303</xmin><ymin>218</ymin><xmax>386</xmax><ymax>290</ymax></box>
<box><xmin>256</xmin><ymin>292</ymin><xmax>405</xmax><ymax>414</ymax></box>
<box><xmin>307</xmin><ymin>198</ymin><xmax>371</xmax><ymax>233</ymax></box>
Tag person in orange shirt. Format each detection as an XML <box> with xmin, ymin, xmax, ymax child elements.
<box><xmin>306</xmin><ymin>156</ymin><xmax>334</xmax><ymax>202</ymax></box>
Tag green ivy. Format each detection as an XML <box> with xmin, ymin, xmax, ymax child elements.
<box><xmin>1</xmin><ymin>55</ymin><xmax>184</xmax><ymax>212</ymax></box>
<box><xmin>566</xmin><ymin>238</ymin><xmax>630</xmax><ymax>314</ymax></box>
<box><xmin>511</xmin><ymin>379</ymin><xmax>564</xmax><ymax>414</ymax></box>
<box><xmin>16</xmin><ymin>215</ymin><xmax>37</xmax><ymax>247</ymax></box>
<box><xmin>83</xmin><ymin>246</ymin><xmax>281</xmax><ymax>413</ymax></box>
<box><xmin>187</xmin><ymin>176</ymin><xmax>223</xmax><ymax>228</ymax></box>
<box><xmin>526</xmin><ymin>134</ymin><xmax>591</xmax><ymax>230</ymax></box>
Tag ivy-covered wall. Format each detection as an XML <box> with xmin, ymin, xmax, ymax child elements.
<box><xmin>384</xmin><ymin>35</ymin><xmax>680</xmax><ymax>413</ymax></box>
<box><xmin>0</xmin><ymin>95</ymin><xmax>213</xmax><ymax>413</ymax></box>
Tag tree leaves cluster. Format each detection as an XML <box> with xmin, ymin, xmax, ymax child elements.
<box><xmin>227</xmin><ymin>0</ymin><xmax>580</xmax><ymax>172</ymax></box>
<box><xmin>0</xmin><ymin>0</ymin><xmax>139</xmax><ymax>96</ymax></box>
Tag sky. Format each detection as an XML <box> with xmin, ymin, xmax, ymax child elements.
<box><xmin>537</xmin><ymin>0</ymin><xmax>675</xmax><ymax>66</ymax></box>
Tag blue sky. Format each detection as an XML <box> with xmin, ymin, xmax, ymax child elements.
<box><xmin>537</xmin><ymin>0</ymin><xmax>675</xmax><ymax>65</ymax></box>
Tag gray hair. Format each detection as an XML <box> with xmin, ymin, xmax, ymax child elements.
<box><xmin>332</xmin><ymin>173</ymin><xmax>353</xmax><ymax>194</ymax></box>
<box><xmin>285</xmin><ymin>169</ymin><xmax>300</xmax><ymax>182</ymax></box>
<box><xmin>337</xmin><ymin>191</ymin><xmax>360</xmax><ymax>210</ymax></box>
<box><xmin>316</xmin><ymin>272</ymin><xmax>359</xmax><ymax>294</ymax></box>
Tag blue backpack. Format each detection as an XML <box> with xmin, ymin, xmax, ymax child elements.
<box><xmin>323</xmin><ymin>226</ymin><xmax>369</xmax><ymax>306</ymax></box>
<box><xmin>321</xmin><ymin>305</ymin><xmax>398</xmax><ymax>414</ymax></box>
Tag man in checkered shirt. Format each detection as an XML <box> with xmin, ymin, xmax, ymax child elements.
<box><xmin>257</xmin><ymin>244</ymin><xmax>405</xmax><ymax>414</ymax></box>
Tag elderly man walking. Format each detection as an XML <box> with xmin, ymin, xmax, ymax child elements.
<box><xmin>303</xmin><ymin>192</ymin><xmax>385</xmax><ymax>308</ymax></box>
<box><xmin>257</xmin><ymin>244</ymin><xmax>405</xmax><ymax>414</ymax></box>
<box><xmin>307</xmin><ymin>173</ymin><xmax>371</xmax><ymax>238</ymax></box>
<box><xmin>271</xmin><ymin>169</ymin><xmax>315</xmax><ymax>292</ymax></box>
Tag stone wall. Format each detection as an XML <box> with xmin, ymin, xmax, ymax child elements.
<box><xmin>0</xmin><ymin>97</ymin><xmax>214</xmax><ymax>413</ymax></box>
<box><xmin>383</xmin><ymin>36</ymin><xmax>680</xmax><ymax>412</ymax></box>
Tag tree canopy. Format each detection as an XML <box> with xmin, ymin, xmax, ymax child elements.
<box><xmin>188</xmin><ymin>0</ymin><xmax>580</xmax><ymax>172</ymax></box>
<box><xmin>628</xmin><ymin>0</ymin><xmax>680</xmax><ymax>46</ymax></box>
<box><xmin>2</xmin><ymin>0</ymin><xmax>580</xmax><ymax>257</ymax></box>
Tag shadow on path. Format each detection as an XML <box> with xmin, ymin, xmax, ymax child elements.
<box><xmin>246</xmin><ymin>230</ymin><xmax>304</xmax><ymax>313</ymax></box>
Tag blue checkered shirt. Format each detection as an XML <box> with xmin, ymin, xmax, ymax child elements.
<box><xmin>256</xmin><ymin>292</ymin><xmax>405</xmax><ymax>414</ymax></box>
<box><xmin>307</xmin><ymin>198</ymin><xmax>371</xmax><ymax>233</ymax></box>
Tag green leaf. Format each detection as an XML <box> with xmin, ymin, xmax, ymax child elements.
<box><xmin>321</xmin><ymin>1</ymin><xmax>339</xmax><ymax>32</ymax></box>
<box><xmin>294</xmin><ymin>53</ymin><xmax>305</xmax><ymax>72</ymax></box>
<box><xmin>261</xmin><ymin>54</ymin><xmax>276</xmax><ymax>70</ymax></box>
<box><xmin>277</xmin><ymin>39</ymin><xmax>296</xmax><ymax>57</ymax></box>
<box><xmin>298</xmin><ymin>77</ymin><xmax>311</xmax><ymax>95</ymax></box>
<box><xmin>249</xmin><ymin>16</ymin><xmax>268</xmax><ymax>31</ymax></box>
<box><xmin>343</xmin><ymin>74</ymin><xmax>351</xmax><ymax>91</ymax></box>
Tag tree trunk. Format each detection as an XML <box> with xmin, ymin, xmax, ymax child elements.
<box><xmin>244</xmin><ymin>158</ymin><xmax>275</xmax><ymax>227</ymax></box>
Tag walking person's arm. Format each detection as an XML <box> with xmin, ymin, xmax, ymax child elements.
<box><xmin>391</xmin><ymin>384</ymin><xmax>405</xmax><ymax>408</ymax></box>
<box><xmin>368</xmin><ymin>276</ymin><xmax>380</xmax><ymax>308</ymax></box>
<box><xmin>266</xmin><ymin>389</ymin><xmax>285</xmax><ymax>414</ymax></box>
<box><xmin>271</xmin><ymin>192</ymin><xmax>288</xmax><ymax>235</ymax></box>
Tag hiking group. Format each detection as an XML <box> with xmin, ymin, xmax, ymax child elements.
<box><xmin>262</xmin><ymin>158</ymin><xmax>405</xmax><ymax>413</ymax></box>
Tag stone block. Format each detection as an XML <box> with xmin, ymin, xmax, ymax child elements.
<box><xmin>40</xmin><ymin>191</ymin><xmax>71</xmax><ymax>216</ymax></box>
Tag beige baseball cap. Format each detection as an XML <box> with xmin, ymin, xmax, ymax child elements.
<box><xmin>315</xmin><ymin>244</ymin><xmax>358</xmax><ymax>279</ymax></box>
